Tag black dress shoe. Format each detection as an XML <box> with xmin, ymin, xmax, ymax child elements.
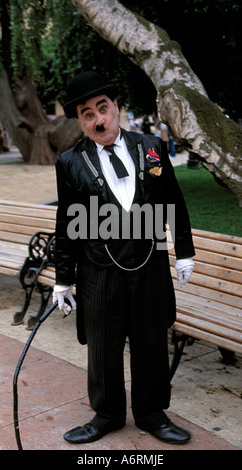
<box><xmin>140</xmin><ymin>421</ymin><xmax>191</xmax><ymax>445</ymax></box>
<box><xmin>64</xmin><ymin>421</ymin><xmax>124</xmax><ymax>444</ymax></box>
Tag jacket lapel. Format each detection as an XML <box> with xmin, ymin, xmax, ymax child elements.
<box><xmin>79</xmin><ymin>138</ymin><xmax>109</xmax><ymax>203</ymax></box>
<box><xmin>121</xmin><ymin>129</ymin><xmax>146</xmax><ymax>198</ymax></box>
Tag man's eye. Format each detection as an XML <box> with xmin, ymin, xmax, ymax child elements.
<box><xmin>100</xmin><ymin>105</ymin><xmax>107</xmax><ymax>113</ymax></box>
<box><xmin>85</xmin><ymin>113</ymin><xmax>94</xmax><ymax>120</ymax></box>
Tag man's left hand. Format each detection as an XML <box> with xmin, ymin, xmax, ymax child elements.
<box><xmin>175</xmin><ymin>258</ymin><xmax>195</xmax><ymax>287</ymax></box>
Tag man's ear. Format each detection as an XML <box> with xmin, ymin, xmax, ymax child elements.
<box><xmin>113</xmin><ymin>98</ymin><xmax>119</xmax><ymax>114</ymax></box>
<box><xmin>74</xmin><ymin>108</ymin><xmax>81</xmax><ymax>125</ymax></box>
<box><xmin>74</xmin><ymin>116</ymin><xmax>81</xmax><ymax>126</ymax></box>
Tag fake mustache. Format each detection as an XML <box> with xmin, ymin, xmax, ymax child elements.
<box><xmin>96</xmin><ymin>124</ymin><xmax>105</xmax><ymax>132</ymax></box>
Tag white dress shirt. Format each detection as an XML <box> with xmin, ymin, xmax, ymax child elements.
<box><xmin>96</xmin><ymin>131</ymin><xmax>136</xmax><ymax>212</ymax></box>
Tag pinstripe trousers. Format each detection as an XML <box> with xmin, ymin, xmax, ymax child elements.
<box><xmin>76</xmin><ymin>250</ymin><xmax>175</xmax><ymax>430</ymax></box>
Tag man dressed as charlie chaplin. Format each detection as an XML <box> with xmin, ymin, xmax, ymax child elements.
<box><xmin>53</xmin><ymin>71</ymin><xmax>195</xmax><ymax>445</ymax></box>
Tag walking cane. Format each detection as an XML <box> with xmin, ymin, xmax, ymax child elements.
<box><xmin>13</xmin><ymin>300</ymin><xmax>58</xmax><ymax>450</ymax></box>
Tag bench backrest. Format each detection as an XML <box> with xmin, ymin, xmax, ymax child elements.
<box><xmin>0</xmin><ymin>200</ymin><xmax>57</xmax><ymax>245</ymax></box>
<box><xmin>168</xmin><ymin>228</ymin><xmax>242</xmax><ymax>309</ymax></box>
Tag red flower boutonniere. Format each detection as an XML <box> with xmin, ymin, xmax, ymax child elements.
<box><xmin>146</xmin><ymin>148</ymin><xmax>160</xmax><ymax>162</ymax></box>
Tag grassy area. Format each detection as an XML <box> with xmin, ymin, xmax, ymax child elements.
<box><xmin>174</xmin><ymin>164</ymin><xmax>242</xmax><ymax>237</ymax></box>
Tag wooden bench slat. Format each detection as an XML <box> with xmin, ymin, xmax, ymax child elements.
<box><xmin>0</xmin><ymin>266</ymin><xmax>19</xmax><ymax>276</ymax></box>
<box><xmin>199</xmin><ymin>261</ymin><xmax>239</xmax><ymax>284</ymax></box>
<box><xmin>167</xmin><ymin>226</ymin><xmax>242</xmax><ymax>247</ymax></box>
<box><xmin>190</xmin><ymin>235</ymin><xmax>242</xmax><ymax>257</ymax></box>
<box><xmin>0</xmin><ymin>254</ymin><xmax>26</xmax><ymax>264</ymax></box>
<box><xmin>0</xmin><ymin>241</ymin><xmax>28</xmax><ymax>256</ymax></box>
<box><xmin>0</xmin><ymin>258</ymin><xmax>22</xmax><ymax>269</ymax></box>
<box><xmin>0</xmin><ymin>199</ymin><xmax>57</xmax><ymax>211</ymax></box>
<box><xmin>0</xmin><ymin>205</ymin><xmax>57</xmax><ymax>219</ymax></box>
<box><xmin>0</xmin><ymin>222</ymin><xmax>54</xmax><ymax>236</ymax></box>
<box><xmin>193</xmin><ymin>249</ymin><xmax>242</xmax><ymax>271</ymax></box>
<box><xmin>38</xmin><ymin>267</ymin><xmax>55</xmax><ymax>279</ymax></box>
<box><xmin>192</xmin><ymin>262</ymin><xmax>242</xmax><ymax>285</ymax></box>
<box><xmin>176</xmin><ymin>304</ymin><xmax>242</xmax><ymax>334</ymax></box>
<box><xmin>37</xmin><ymin>276</ymin><xmax>55</xmax><ymax>287</ymax></box>
<box><xmin>176</xmin><ymin>290</ymin><xmax>242</xmax><ymax>317</ymax></box>
<box><xmin>171</xmin><ymin>267</ymin><xmax>242</xmax><ymax>298</ymax></box>
<box><xmin>191</xmin><ymin>228</ymin><xmax>242</xmax><ymax>245</ymax></box>
<box><xmin>38</xmin><ymin>268</ymin><xmax>55</xmax><ymax>287</ymax></box>
<box><xmin>169</xmin><ymin>248</ymin><xmax>242</xmax><ymax>271</ymax></box>
<box><xmin>172</xmin><ymin>323</ymin><xmax>242</xmax><ymax>354</ymax></box>
<box><xmin>176</xmin><ymin>295</ymin><xmax>242</xmax><ymax>326</ymax></box>
<box><xmin>173</xmin><ymin>279</ymin><xmax>241</xmax><ymax>308</ymax></box>
<box><xmin>167</xmin><ymin>225</ymin><xmax>242</xmax><ymax>245</ymax></box>
<box><xmin>0</xmin><ymin>231</ymin><xmax>32</xmax><ymax>244</ymax></box>
<box><xmin>175</xmin><ymin>313</ymin><xmax>242</xmax><ymax>344</ymax></box>
<box><xmin>168</xmin><ymin>233</ymin><xmax>242</xmax><ymax>258</ymax></box>
<box><xmin>0</xmin><ymin>214</ymin><xmax>56</xmax><ymax>229</ymax></box>
<box><xmin>170</xmin><ymin>248</ymin><xmax>242</xmax><ymax>267</ymax></box>
<box><xmin>170</xmin><ymin>255</ymin><xmax>242</xmax><ymax>284</ymax></box>
<box><xmin>191</xmin><ymin>271</ymin><xmax>242</xmax><ymax>297</ymax></box>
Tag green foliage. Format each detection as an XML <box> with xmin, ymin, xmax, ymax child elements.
<box><xmin>175</xmin><ymin>165</ymin><xmax>242</xmax><ymax>236</ymax></box>
<box><xmin>9</xmin><ymin>0</ymin><xmax>47</xmax><ymax>75</ymax></box>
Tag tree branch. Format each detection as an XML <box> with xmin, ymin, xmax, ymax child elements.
<box><xmin>71</xmin><ymin>0</ymin><xmax>242</xmax><ymax>206</ymax></box>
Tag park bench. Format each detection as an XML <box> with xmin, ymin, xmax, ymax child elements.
<box><xmin>0</xmin><ymin>199</ymin><xmax>241</xmax><ymax>377</ymax></box>
<box><xmin>0</xmin><ymin>200</ymin><xmax>56</xmax><ymax>330</ymax></box>
<box><xmin>168</xmin><ymin>229</ymin><xmax>242</xmax><ymax>378</ymax></box>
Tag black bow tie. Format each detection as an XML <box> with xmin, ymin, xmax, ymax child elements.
<box><xmin>104</xmin><ymin>145</ymin><xmax>129</xmax><ymax>179</ymax></box>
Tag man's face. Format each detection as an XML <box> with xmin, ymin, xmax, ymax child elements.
<box><xmin>75</xmin><ymin>94</ymin><xmax>120</xmax><ymax>146</ymax></box>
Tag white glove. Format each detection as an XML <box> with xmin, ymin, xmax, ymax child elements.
<box><xmin>53</xmin><ymin>285</ymin><xmax>76</xmax><ymax>317</ymax></box>
<box><xmin>175</xmin><ymin>258</ymin><xmax>194</xmax><ymax>287</ymax></box>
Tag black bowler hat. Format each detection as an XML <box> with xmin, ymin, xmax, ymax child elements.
<box><xmin>63</xmin><ymin>71</ymin><xmax>118</xmax><ymax>118</ymax></box>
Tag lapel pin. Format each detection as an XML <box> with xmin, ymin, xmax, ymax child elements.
<box><xmin>149</xmin><ymin>166</ymin><xmax>163</xmax><ymax>176</ymax></box>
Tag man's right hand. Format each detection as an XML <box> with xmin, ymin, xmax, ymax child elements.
<box><xmin>53</xmin><ymin>285</ymin><xmax>76</xmax><ymax>317</ymax></box>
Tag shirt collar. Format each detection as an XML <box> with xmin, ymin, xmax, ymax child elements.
<box><xmin>95</xmin><ymin>129</ymin><xmax>121</xmax><ymax>153</ymax></box>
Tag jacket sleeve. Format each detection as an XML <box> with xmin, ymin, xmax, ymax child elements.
<box><xmin>55</xmin><ymin>156</ymin><xmax>77</xmax><ymax>285</ymax></box>
<box><xmin>159</xmin><ymin>140</ymin><xmax>195</xmax><ymax>260</ymax></box>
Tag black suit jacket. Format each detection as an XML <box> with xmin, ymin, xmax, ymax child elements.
<box><xmin>55</xmin><ymin>128</ymin><xmax>195</xmax><ymax>285</ymax></box>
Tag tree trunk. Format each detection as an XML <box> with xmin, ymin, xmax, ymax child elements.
<box><xmin>71</xmin><ymin>0</ymin><xmax>242</xmax><ymax>206</ymax></box>
<box><xmin>0</xmin><ymin>68</ymin><xmax>31</xmax><ymax>161</ymax></box>
<box><xmin>0</xmin><ymin>67</ymin><xmax>83</xmax><ymax>164</ymax></box>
